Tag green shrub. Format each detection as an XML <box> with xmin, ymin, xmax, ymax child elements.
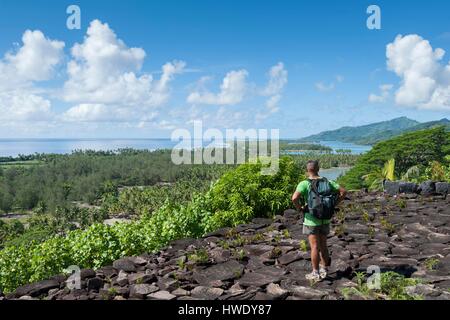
<box><xmin>341</xmin><ymin>271</ymin><xmax>421</xmax><ymax>300</ymax></box>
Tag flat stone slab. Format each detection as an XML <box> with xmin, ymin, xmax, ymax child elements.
<box><xmin>14</xmin><ymin>279</ymin><xmax>60</xmax><ymax>297</ymax></box>
<box><xmin>147</xmin><ymin>290</ymin><xmax>176</xmax><ymax>300</ymax></box>
<box><xmin>130</xmin><ymin>284</ymin><xmax>159</xmax><ymax>298</ymax></box>
<box><xmin>286</xmin><ymin>285</ymin><xmax>329</xmax><ymax>299</ymax></box>
<box><xmin>191</xmin><ymin>286</ymin><xmax>224</xmax><ymax>300</ymax></box>
<box><xmin>277</xmin><ymin>251</ymin><xmax>304</xmax><ymax>265</ymax></box>
<box><xmin>238</xmin><ymin>267</ymin><xmax>286</xmax><ymax>287</ymax></box>
<box><xmin>243</xmin><ymin>244</ymin><xmax>274</xmax><ymax>256</ymax></box>
<box><xmin>193</xmin><ymin>260</ymin><xmax>244</xmax><ymax>285</ymax></box>
<box><xmin>113</xmin><ymin>258</ymin><xmax>137</xmax><ymax>272</ymax></box>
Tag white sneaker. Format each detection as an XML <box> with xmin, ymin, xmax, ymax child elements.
<box><xmin>319</xmin><ymin>266</ymin><xmax>328</xmax><ymax>279</ymax></box>
<box><xmin>305</xmin><ymin>270</ymin><xmax>321</xmax><ymax>281</ymax></box>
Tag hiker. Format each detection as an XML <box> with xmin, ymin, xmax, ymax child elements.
<box><xmin>291</xmin><ymin>160</ymin><xmax>346</xmax><ymax>281</ymax></box>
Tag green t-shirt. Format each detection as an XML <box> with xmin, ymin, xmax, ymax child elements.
<box><xmin>296</xmin><ymin>178</ymin><xmax>340</xmax><ymax>226</ymax></box>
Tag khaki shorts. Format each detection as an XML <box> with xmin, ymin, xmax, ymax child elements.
<box><xmin>303</xmin><ymin>224</ymin><xmax>330</xmax><ymax>236</ymax></box>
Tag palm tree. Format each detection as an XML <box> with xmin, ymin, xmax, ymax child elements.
<box><xmin>401</xmin><ymin>165</ymin><xmax>422</xmax><ymax>182</ymax></box>
<box><xmin>362</xmin><ymin>158</ymin><xmax>396</xmax><ymax>191</ymax></box>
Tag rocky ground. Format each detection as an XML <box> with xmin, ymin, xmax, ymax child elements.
<box><xmin>2</xmin><ymin>189</ymin><xmax>450</xmax><ymax>300</ymax></box>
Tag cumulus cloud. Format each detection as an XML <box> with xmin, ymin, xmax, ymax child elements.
<box><xmin>0</xmin><ymin>90</ymin><xmax>53</xmax><ymax>121</ymax></box>
<box><xmin>265</xmin><ymin>94</ymin><xmax>281</xmax><ymax>112</ymax></box>
<box><xmin>187</xmin><ymin>62</ymin><xmax>287</xmax><ymax>110</ymax></box>
<box><xmin>255</xmin><ymin>63</ymin><xmax>289</xmax><ymax>121</ymax></box>
<box><xmin>368</xmin><ymin>84</ymin><xmax>393</xmax><ymax>103</ymax></box>
<box><xmin>0</xmin><ymin>30</ymin><xmax>64</xmax><ymax>121</ymax></box>
<box><xmin>261</xmin><ymin>62</ymin><xmax>288</xmax><ymax>96</ymax></box>
<box><xmin>62</xmin><ymin>20</ymin><xmax>185</xmax><ymax>121</ymax></box>
<box><xmin>386</xmin><ymin>34</ymin><xmax>450</xmax><ymax>110</ymax></box>
<box><xmin>187</xmin><ymin>69</ymin><xmax>248</xmax><ymax>105</ymax></box>
<box><xmin>0</xmin><ymin>30</ymin><xmax>64</xmax><ymax>87</ymax></box>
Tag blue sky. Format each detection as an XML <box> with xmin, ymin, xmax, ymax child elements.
<box><xmin>0</xmin><ymin>0</ymin><xmax>449</xmax><ymax>138</ymax></box>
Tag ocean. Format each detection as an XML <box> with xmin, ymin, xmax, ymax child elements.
<box><xmin>0</xmin><ymin>139</ymin><xmax>371</xmax><ymax>158</ymax></box>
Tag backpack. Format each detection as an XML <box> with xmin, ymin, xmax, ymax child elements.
<box><xmin>307</xmin><ymin>178</ymin><xmax>337</xmax><ymax>220</ymax></box>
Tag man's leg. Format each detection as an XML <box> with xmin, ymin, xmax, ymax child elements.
<box><xmin>318</xmin><ymin>234</ymin><xmax>330</xmax><ymax>267</ymax></box>
<box><xmin>308</xmin><ymin>234</ymin><xmax>320</xmax><ymax>271</ymax></box>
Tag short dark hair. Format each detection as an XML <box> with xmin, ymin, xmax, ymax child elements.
<box><xmin>306</xmin><ymin>160</ymin><xmax>320</xmax><ymax>173</ymax></box>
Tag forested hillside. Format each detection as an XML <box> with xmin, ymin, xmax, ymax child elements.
<box><xmin>299</xmin><ymin>117</ymin><xmax>450</xmax><ymax>145</ymax></box>
<box><xmin>338</xmin><ymin>127</ymin><xmax>450</xmax><ymax>190</ymax></box>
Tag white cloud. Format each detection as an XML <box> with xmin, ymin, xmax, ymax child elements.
<box><xmin>315</xmin><ymin>81</ymin><xmax>335</xmax><ymax>92</ymax></box>
<box><xmin>266</xmin><ymin>94</ymin><xmax>281</xmax><ymax>112</ymax></box>
<box><xmin>386</xmin><ymin>34</ymin><xmax>450</xmax><ymax>110</ymax></box>
<box><xmin>368</xmin><ymin>84</ymin><xmax>393</xmax><ymax>103</ymax></box>
<box><xmin>261</xmin><ymin>62</ymin><xmax>288</xmax><ymax>96</ymax></box>
<box><xmin>0</xmin><ymin>30</ymin><xmax>64</xmax><ymax>87</ymax></box>
<box><xmin>0</xmin><ymin>30</ymin><xmax>64</xmax><ymax>121</ymax></box>
<box><xmin>0</xmin><ymin>90</ymin><xmax>53</xmax><ymax>121</ymax></box>
<box><xmin>315</xmin><ymin>75</ymin><xmax>344</xmax><ymax>92</ymax></box>
<box><xmin>255</xmin><ymin>63</ymin><xmax>288</xmax><ymax>121</ymax></box>
<box><xmin>62</xmin><ymin>20</ymin><xmax>185</xmax><ymax>121</ymax></box>
<box><xmin>184</xmin><ymin>62</ymin><xmax>287</xmax><ymax>126</ymax></box>
<box><xmin>63</xmin><ymin>104</ymin><xmax>113</xmax><ymax>122</ymax></box>
<box><xmin>187</xmin><ymin>69</ymin><xmax>248</xmax><ymax>105</ymax></box>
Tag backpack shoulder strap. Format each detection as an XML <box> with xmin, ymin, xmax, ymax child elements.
<box><xmin>309</xmin><ymin>178</ymin><xmax>320</xmax><ymax>194</ymax></box>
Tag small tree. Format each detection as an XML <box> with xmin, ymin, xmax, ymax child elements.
<box><xmin>362</xmin><ymin>158</ymin><xmax>395</xmax><ymax>191</ymax></box>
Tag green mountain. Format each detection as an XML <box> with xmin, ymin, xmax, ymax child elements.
<box><xmin>298</xmin><ymin>117</ymin><xmax>450</xmax><ymax>145</ymax></box>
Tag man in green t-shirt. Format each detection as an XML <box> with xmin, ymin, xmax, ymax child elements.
<box><xmin>291</xmin><ymin>160</ymin><xmax>346</xmax><ymax>281</ymax></box>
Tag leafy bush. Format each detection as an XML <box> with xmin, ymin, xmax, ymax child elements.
<box><xmin>341</xmin><ymin>271</ymin><xmax>421</xmax><ymax>300</ymax></box>
<box><xmin>202</xmin><ymin>157</ymin><xmax>299</xmax><ymax>232</ymax></box>
<box><xmin>0</xmin><ymin>220</ymin><xmax>25</xmax><ymax>245</ymax></box>
<box><xmin>362</xmin><ymin>158</ymin><xmax>395</xmax><ymax>191</ymax></box>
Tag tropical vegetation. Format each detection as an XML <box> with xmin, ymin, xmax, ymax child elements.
<box><xmin>299</xmin><ymin>116</ymin><xmax>449</xmax><ymax>145</ymax></box>
<box><xmin>338</xmin><ymin>127</ymin><xmax>450</xmax><ymax>190</ymax></box>
<box><xmin>0</xmin><ymin>157</ymin><xmax>301</xmax><ymax>293</ymax></box>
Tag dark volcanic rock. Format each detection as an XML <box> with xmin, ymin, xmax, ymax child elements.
<box><xmin>113</xmin><ymin>258</ymin><xmax>137</xmax><ymax>272</ymax></box>
<box><xmin>191</xmin><ymin>286</ymin><xmax>224</xmax><ymax>300</ymax></box>
<box><xmin>130</xmin><ymin>283</ymin><xmax>159</xmax><ymax>298</ymax></box>
<box><xmin>243</xmin><ymin>244</ymin><xmax>274</xmax><ymax>256</ymax></box>
<box><xmin>87</xmin><ymin>277</ymin><xmax>103</xmax><ymax>292</ymax></box>
<box><xmin>384</xmin><ymin>181</ymin><xmax>400</xmax><ymax>195</ymax></box>
<box><xmin>399</xmin><ymin>182</ymin><xmax>419</xmax><ymax>194</ymax></box>
<box><xmin>277</xmin><ymin>251</ymin><xmax>304</xmax><ymax>265</ymax></box>
<box><xmin>96</xmin><ymin>266</ymin><xmax>118</xmax><ymax>279</ymax></box>
<box><xmin>147</xmin><ymin>290</ymin><xmax>176</xmax><ymax>300</ymax></box>
<box><xmin>436</xmin><ymin>182</ymin><xmax>449</xmax><ymax>195</ymax></box>
<box><xmin>419</xmin><ymin>181</ymin><xmax>436</xmax><ymax>196</ymax></box>
<box><xmin>14</xmin><ymin>279</ymin><xmax>60</xmax><ymax>297</ymax></box>
<box><xmin>193</xmin><ymin>260</ymin><xmax>244</xmax><ymax>285</ymax></box>
<box><xmin>209</xmin><ymin>248</ymin><xmax>231</xmax><ymax>263</ymax></box>
<box><xmin>328</xmin><ymin>258</ymin><xmax>353</xmax><ymax>276</ymax></box>
<box><xmin>285</xmin><ymin>285</ymin><xmax>329</xmax><ymax>299</ymax></box>
<box><xmin>238</xmin><ymin>267</ymin><xmax>286</xmax><ymax>287</ymax></box>
<box><xmin>266</xmin><ymin>283</ymin><xmax>288</xmax><ymax>299</ymax></box>
<box><xmin>157</xmin><ymin>278</ymin><xmax>179</xmax><ymax>291</ymax></box>
<box><xmin>128</xmin><ymin>272</ymin><xmax>155</xmax><ymax>285</ymax></box>
<box><xmin>359</xmin><ymin>257</ymin><xmax>418</xmax><ymax>275</ymax></box>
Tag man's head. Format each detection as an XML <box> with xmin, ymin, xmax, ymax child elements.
<box><xmin>306</xmin><ymin>160</ymin><xmax>320</xmax><ymax>175</ymax></box>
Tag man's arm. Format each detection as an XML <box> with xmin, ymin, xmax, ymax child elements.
<box><xmin>292</xmin><ymin>191</ymin><xmax>303</xmax><ymax>212</ymax></box>
<box><xmin>337</xmin><ymin>186</ymin><xmax>347</xmax><ymax>203</ymax></box>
